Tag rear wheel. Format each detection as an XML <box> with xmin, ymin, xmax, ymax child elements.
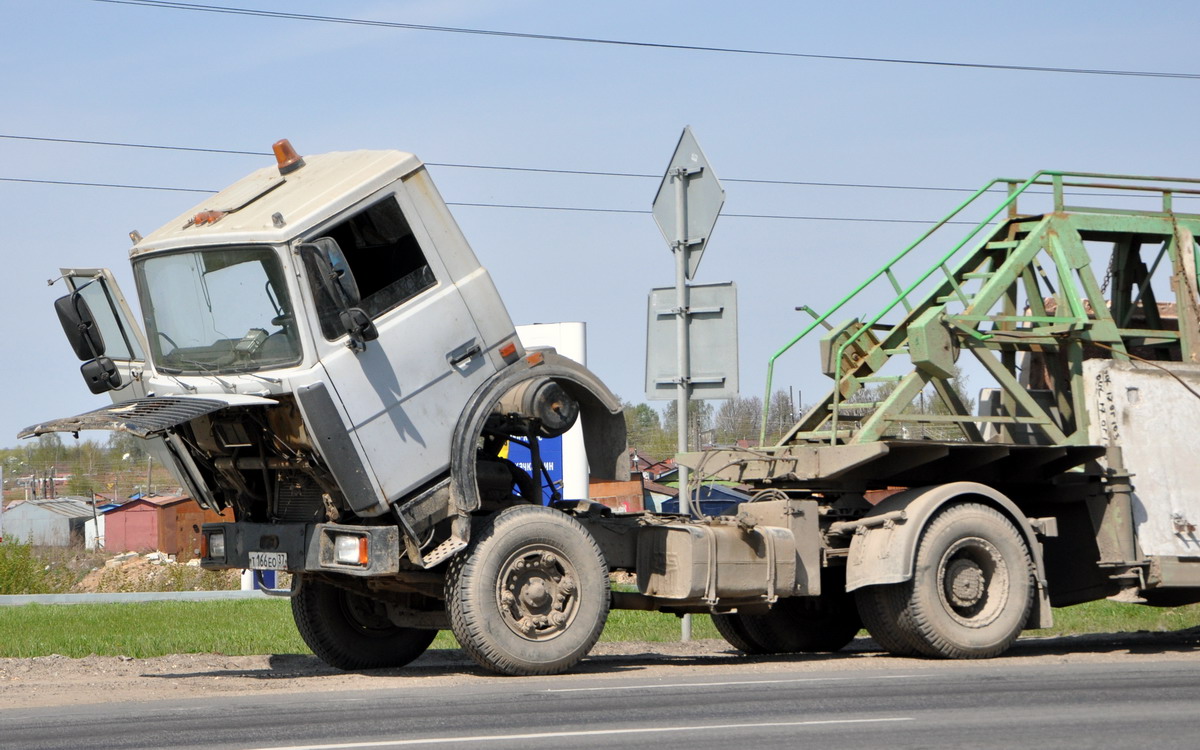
<box><xmin>292</xmin><ymin>576</ymin><xmax>437</xmax><ymax>670</ymax></box>
<box><xmin>856</xmin><ymin>502</ymin><xmax>1034</xmax><ymax>659</ymax></box>
<box><xmin>446</xmin><ymin>505</ymin><xmax>609</xmax><ymax>675</ymax></box>
<box><xmin>711</xmin><ymin>611</ymin><xmax>766</xmax><ymax>654</ymax></box>
<box><xmin>714</xmin><ymin>576</ymin><xmax>862</xmax><ymax>654</ymax></box>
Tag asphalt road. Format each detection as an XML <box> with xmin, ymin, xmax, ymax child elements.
<box><xmin>2</xmin><ymin>658</ymin><xmax>1197</xmax><ymax>750</ymax></box>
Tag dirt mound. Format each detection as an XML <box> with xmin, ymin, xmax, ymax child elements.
<box><xmin>74</xmin><ymin>552</ymin><xmax>240</xmax><ymax>593</ymax></box>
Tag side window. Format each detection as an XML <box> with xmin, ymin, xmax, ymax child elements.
<box><xmin>68</xmin><ymin>275</ymin><xmax>146</xmax><ymax>361</ymax></box>
<box><xmin>309</xmin><ymin>196</ymin><xmax>437</xmax><ymax>340</ymax></box>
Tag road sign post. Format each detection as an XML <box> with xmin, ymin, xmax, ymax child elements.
<box><xmin>673</xmin><ymin>167</ymin><xmax>693</xmax><ymax>520</ymax></box>
<box><xmin>651</xmin><ymin>127</ymin><xmax>726</xmax><ymax>642</ymax></box>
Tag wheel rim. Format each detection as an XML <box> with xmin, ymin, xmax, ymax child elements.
<box><xmin>936</xmin><ymin>536</ymin><xmax>1009</xmax><ymax>628</ymax></box>
<box><xmin>496</xmin><ymin>543</ymin><xmax>580</xmax><ymax>641</ymax></box>
<box><xmin>337</xmin><ymin>588</ymin><xmax>399</xmax><ymax>638</ymax></box>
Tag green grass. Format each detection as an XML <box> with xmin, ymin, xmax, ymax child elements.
<box><xmin>0</xmin><ymin>600</ymin><xmax>308</xmax><ymax>658</ymax></box>
<box><xmin>1</xmin><ymin>598</ymin><xmax>1197</xmax><ymax>659</ymax></box>
<box><xmin>600</xmin><ymin>609</ymin><xmax>720</xmax><ymax>642</ymax></box>
<box><xmin>0</xmin><ymin>600</ymin><xmax>720</xmax><ymax>658</ymax></box>
<box><xmin>1029</xmin><ymin>599</ymin><xmax>1200</xmax><ymax>638</ymax></box>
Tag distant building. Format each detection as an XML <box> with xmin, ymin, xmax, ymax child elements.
<box><xmin>103</xmin><ymin>495</ymin><xmax>232</xmax><ymax>559</ymax></box>
<box><xmin>628</xmin><ymin>449</ymin><xmax>675</xmax><ymax>481</ymax></box>
<box><xmin>589</xmin><ymin>475</ymin><xmax>645</xmax><ymax>513</ymax></box>
<box><xmin>1</xmin><ymin>497</ymin><xmax>100</xmax><ymax>547</ymax></box>
<box><xmin>642</xmin><ymin>478</ymin><xmax>679</xmax><ymax>512</ymax></box>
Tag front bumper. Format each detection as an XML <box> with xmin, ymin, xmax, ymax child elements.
<box><xmin>200</xmin><ymin>522</ymin><xmax>401</xmax><ymax>577</ymax></box>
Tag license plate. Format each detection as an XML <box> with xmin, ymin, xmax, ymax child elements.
<box><xmin>248</xmin><ymin>551</ymin><xmax>288</xmax><ymax>570</ymax></box>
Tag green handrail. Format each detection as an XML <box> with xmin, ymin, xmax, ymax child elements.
<box><xmin>758</xmin><ymin>170</ymin><xmax>1200</xmax><ymax>446</ymax></box>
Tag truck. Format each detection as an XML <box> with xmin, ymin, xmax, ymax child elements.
<box><xmin>22</xmin><ymin>141</ymin><xmax>1200</xmax><ymax>675</ymax></box>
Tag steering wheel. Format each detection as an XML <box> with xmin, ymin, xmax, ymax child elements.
<box><xmin>156</xmin><ymin>331</ymin><xmax>179</xmax><ymax>352</ymax></box>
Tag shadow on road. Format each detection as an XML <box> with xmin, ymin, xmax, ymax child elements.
<box><xmin>142</xmin><ymin>626</ymin><xmax>1200</xmax><ymax>682</ymax></box>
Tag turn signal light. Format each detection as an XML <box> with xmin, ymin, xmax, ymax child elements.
<box><xmin>191</xmin><ymin>210</ymin><xmax>227</xmax><ymax>226</ymax></box>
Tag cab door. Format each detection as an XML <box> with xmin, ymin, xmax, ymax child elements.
<box><xmin>61</xmin><ymin>268</ymin><xmax>151</xmax><ymax>401</ymax></box>
<box><xmin>300</xmin><ymin>191</ymin><xmax>496</xmax><ymax>503</ymax></box>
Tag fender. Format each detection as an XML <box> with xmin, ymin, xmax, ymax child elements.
<box><xmin>447</xmin><ymin>350</ymin><xmax>627</xmax><ymax>527</ymax></box>
<box><xmin>843</xmin><ymin>481</ymin><xmax>1053</xmax><ymax>628</ymax></box>
<box><xmin>400</xmin><ymin>351</ymin><xmax>626</xmax><ymax>568</ymax></box>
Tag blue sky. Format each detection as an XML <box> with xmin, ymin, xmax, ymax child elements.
<box><xmin>2</xmin><ymin>0</ymin><xmax>1198</xmax><ymax>447</ymax></box>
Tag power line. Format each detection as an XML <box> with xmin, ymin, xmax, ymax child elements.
<box><xmin>0</xmin><ymin>133</ymin><xmax>991</xmax><ymax>194</ymax></box>
<box><xmin>0</xmin><ymin>176</ymin><xmax>214</xmax><ymax>194</ymax></box>
<box><xmin>0</xmin><ymin>134</ymin><xmax>264</xmax><ymax>157</ymax></box>
<box><xmin>90</xmin><ymin>0</ymin><xmax>1200</xmax><ymax>80</ymax></box>
<box><xmin>6</xmin><ymin>133</ymin><xmax>1196</xmax><ymax>204</ymax></box>
<box><xmin>447</xmin><ymin>202</ymin><xmax>974</xmax><ymax>225</ymax></box>
<box><xmin>0</xmin><ymin>176</ymin><xmax>972</xmax><ymax>225</ymax></box>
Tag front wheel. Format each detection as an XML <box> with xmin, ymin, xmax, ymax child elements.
<box><xmin>446</xmin><ymin>505</ymin><xmax>610</xmax><ymax>676</ymax></box>
<box><xmin>856</xmin><ymin>502</ymin><xmax>1034</xmax><ymax>659</ymax></box>
<box><xmin>291</xmin><ymin>576</ymin><xmax>438</xmax><ymax>670</ymax></box>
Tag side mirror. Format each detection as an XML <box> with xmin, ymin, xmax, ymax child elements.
<box><xmin>339</xmin><ymin>307</ymin><xmax>379</xmax><ymax>352</ymax></box>
<box><xmin>54</xmin><ymin>292</ymin><xmax>106</xmax><ymax>360</ymax></box>
<box><xmin>81</xmin><ymin>356</ymin><xmax>122</xmax><ymax>394</ymax></box>
<box><xmin>300</xmin><ymin>238</ymin><xmax>378</xmax><ymax>352</ymax></box>
<box><xmin>301</xmin><ymin>237</ymin><xmax>362</xmax><ymax>306</ymax></box>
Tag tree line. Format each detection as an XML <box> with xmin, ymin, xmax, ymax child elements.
<box><xmin>623</xmin><ymin>390</ymin><xmax>801</xmax><ymax>458</ymax></box>
<box><xmin>622</xmin><ymin>368</ymin><xmax>973</xmax><ymax>459</ymax></box>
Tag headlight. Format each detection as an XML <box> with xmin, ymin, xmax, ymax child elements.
<box><xmin>334</xmin><ymin>534</ymin><xmax>368</xmax><ymax>566</ymax></box>
<box><xmin>208</xmin><ymin>531</ymin><xmax>226</xmax><ymax>559</ymax></box>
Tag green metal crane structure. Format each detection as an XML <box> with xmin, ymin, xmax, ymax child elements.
<box><xmin>769</xmin><ymin>170</ymin><xmax>1200</xmax><ymax>451</ymax></box>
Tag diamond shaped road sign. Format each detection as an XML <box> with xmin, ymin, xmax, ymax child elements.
<box><xmin>652</xmin><ymin>126</ymin><xmax>725</xmax><ymax>280</ymax></box>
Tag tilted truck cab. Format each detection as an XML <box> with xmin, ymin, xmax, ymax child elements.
<box><xmin>24</xmin><ymin>141</ymin><xmax>635</xmax><ymax>673</ymax></box>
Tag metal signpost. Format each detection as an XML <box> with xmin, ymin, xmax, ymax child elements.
<box><xmin>649</xmin><ymin>127</ymin><xmax>728</xmax><ymax>641</ymax></box>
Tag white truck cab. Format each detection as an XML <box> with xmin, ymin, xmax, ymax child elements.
<box><xmin>24</xmin><ymin>142</ymin><xmax>630</xmax><ymax>675</ymax></box>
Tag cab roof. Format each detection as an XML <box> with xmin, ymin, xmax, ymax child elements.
<box><xmin>132</xmin><ymin>147</ymin><xmax>422</xmax><ymax>256</ymax></box>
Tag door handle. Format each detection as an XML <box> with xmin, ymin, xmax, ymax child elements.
<box><xmin>447</xmin><ymin>340</ymin><xmax>482</xmax><ymax>368</ymax></box>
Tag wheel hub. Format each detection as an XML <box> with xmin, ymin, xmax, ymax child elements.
<box><xmin>937</xmin><ymin>536</ymin><xmax>1009</xmax><ymax>627</ymax></box>
<box><xmin>945</xmin><ymin>558</ymin><xmax>985</xmax><ymax>607</ymax></box>
<box><xmin>498</xmin><ymin>547</ymin><xmax>579</xmax><ymax>641</ymax></box>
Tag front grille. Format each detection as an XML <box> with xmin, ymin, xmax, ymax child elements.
<box><xmin>274</xmin><ymin>470</ymin><xmax>326</xmax><ymax>522</ymax></box>
<box><xmin>19</xmin><ymin>396</ymin><xmax>272</xmax><ymax>438</ymax></box>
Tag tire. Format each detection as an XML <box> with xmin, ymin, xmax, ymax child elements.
<box><xmin>712</xmin><ymin>611</ymin><xmax>766</xmax><ymax>654</ymax></box>
<box><xmin>291</xmin><ymin>576</ymin><xmax>438</xmax><ymax>670</ymax></box>
<box><xmin>446</xmin><ymin>505</ymin><xmax>610</xmax><ymax>676</ymax></box>
<box><xmin>856</xmin><ymin>502</ymin><xmax>1034</xmax><ymax>659</ymax></box>
<box><xmin>714</xmin><ymin>581</ymin><xmax>862</xmax><ymax>655</ymax></box>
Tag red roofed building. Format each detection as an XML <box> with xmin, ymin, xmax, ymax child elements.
<box><xmin>103</xmin><ymin>495</ymin><xmax>232</xmax><ymax>560</ymax></box>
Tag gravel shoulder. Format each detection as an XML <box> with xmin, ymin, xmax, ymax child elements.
<box><xmin>2</xmin><ymin>628</ymin><xmax>1198</xmax><ymax>710</ymax></box>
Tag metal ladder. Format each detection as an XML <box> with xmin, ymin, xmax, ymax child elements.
<box><xmin>761</xmin><ymin>171</ymin><xmax>1200</xmax><ymax>448</ymax></box>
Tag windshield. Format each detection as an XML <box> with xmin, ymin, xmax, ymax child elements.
<box><xmin>135</xmin><ymin>246</ymin><xmax>301</xmax><ymax>374</ymax></box>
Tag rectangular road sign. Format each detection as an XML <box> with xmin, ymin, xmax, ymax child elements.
<box><xmin>645</xmin><ymin>282</ymin><xmax>738</xmax><ymax>401</ymax></box>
